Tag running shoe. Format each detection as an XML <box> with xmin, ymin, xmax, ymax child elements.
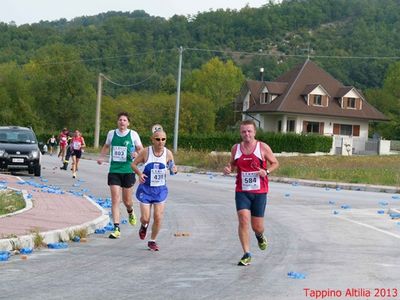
<box><xmin>148</xmin><ymin>241</ymin><xmax>159</xmax><ymax>251</ymax></box>
<box><xmin>139</xmin><ymin>224</ymin><xmax>148</xmax><ymax>240</ymax></box>
<box><xmin>128</xmin><ymin>212</ymin><xmax>137</xmax><ymax>226</ymax></box>
<box><xmin>72</xmin><ymin>172</ymin><xmax>77</xmax><ymax>179</ymax></box>
<box><xmin>238</xmin><ymin>253</ymin><xmax>252</xmax><ymax>266</ymax></box>
<box><xmin>109</xmin><ymin>227</ymin><xmax>120</xmax><ymax>239</ymax></box>
<box><xmin>256</xmin><ymin>234</ymin><xmax>268</xmax><ymax>250</ymax></box>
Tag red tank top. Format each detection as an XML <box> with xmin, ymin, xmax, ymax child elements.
<box><xmin>71</xmin><ymin>136</ymin><xmax>84</xmax><ymax>150</ymax></box>
<box><xmin>234</xmin><ymin>141</ymin><xmax>268</xmax><ymax>193</ymax></box>
<box><xmin>59</xmin><ymin>133</ymin><xmax>68</xmax><ymax>146</ymax></box>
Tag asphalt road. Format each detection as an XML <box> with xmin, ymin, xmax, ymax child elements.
<box><xmin>1</xmin><ymin>155</ymin><xmax>400</xmax><ymax>300</ymax></box>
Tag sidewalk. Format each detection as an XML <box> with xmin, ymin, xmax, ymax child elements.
<box><xmin>0</xmin><ymin>174</ymin><xmax>109</xmax><ymax>251</ymax></box>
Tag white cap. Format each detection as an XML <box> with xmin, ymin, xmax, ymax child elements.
<box><xmin>151</xmin><ymin>124</ymin><xmax>163</xmax><ymax>133</ymax></box>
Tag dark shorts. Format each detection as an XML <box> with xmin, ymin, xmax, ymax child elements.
<box><xmin>108</xmin><ymin>173</ymin><xmax>136</xmax><ymax>188</ymax></box>
<box><xmin>235</xmin><ymin>192</ymin><xmax>267</xmax><ymax>217</ymax></box>
<box><xmin>71</xmin><ymin>149</ymin><xmax>82</xmax><ymax>159</ymax></box>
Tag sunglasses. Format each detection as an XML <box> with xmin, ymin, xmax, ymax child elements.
<box><xmin>155</xmin><ymin>138</ymin><xmax>166</xmax><ymax>141</ymax></box>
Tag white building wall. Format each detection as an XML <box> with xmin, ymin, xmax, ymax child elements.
<box><xmin>254</xmin><ymin>114</ymin><xmax>263</xmax><ymax>128</ymax></box>
<box><xmin>251</xmin><ymin>113</ymin><xmax>370</xmax><ymax>153</ymax></box>
<box><xmin>242</xmin><ymin>113</ymin><xmax>264</xmax><ymax>129</ymax></box>
<box><xmin>242</xmin><ymin>91</ymin><xmax>250</xmax><ymax>111</ymax></box>
<box><xmin>379</xmin><ymin>140</ymin><xmax>391</xmax><ymax>155</ymax></box>
<box><xmin>261</xmin><ymin>115</ymin><xmax>280</xmax><ymax>132</ymax></box>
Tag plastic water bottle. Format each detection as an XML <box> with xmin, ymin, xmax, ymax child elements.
<box><xmin>20</xmin><ymin>248</ymin><xmax>33</xmax><ymax>254</ymax></box>
<box><xmin>287</xmin><ymin>271</ymin><xmax>306</xmax><ymax>279</ymax></box>
<box><xmin>167</xmin><ymin>160</ymin><xmax>176</xmax><ymax>175</ymax></box>
<box><xmin>0</xmin><ymin>251</ymin><xmax>10</xmax><ymax>261</ymax></box>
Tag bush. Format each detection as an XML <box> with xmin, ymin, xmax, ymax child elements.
<box><xmin>175</xmin><ymin>132</ymin><xmax>332</xmax><ymax>153</ymax></box>
<box><xmin>37</xmin><ymin>130</ymin><xmax>332</xmax><ymax>153</ymax></box>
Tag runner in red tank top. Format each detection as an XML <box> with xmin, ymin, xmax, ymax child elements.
<box><xmin>224</xmin><ymin>120</ymin><xmax>279</xmax><ymax>266</ymax></box>
<box><xmin>70</xmin><ymin>129</ymin><xmax>86</xmax><ymax>179</ymax></box>
<box><xmin>234</xmin><ymin>141</ymin><xmax>269</xmax><ymax>194</ymax></box>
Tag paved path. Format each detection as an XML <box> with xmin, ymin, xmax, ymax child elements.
<box><xmin>0</xmin><ymin>174</ymin><xmax>108</xmax><ymax>250</ymax></box>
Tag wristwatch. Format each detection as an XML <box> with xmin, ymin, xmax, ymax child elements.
<box><xmin>266</xmin><ymin>169</ymin><xmax>270</xmax><ymax>175</ymax></box>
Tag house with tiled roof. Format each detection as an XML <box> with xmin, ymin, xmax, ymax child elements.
<box><xmin>235</xmin><ymin>59</ymin><xmax>389</xmax><ymax>154</ymax></box>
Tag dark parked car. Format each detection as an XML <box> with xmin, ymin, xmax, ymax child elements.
<box><xmin>0</xmin><ymin>126</ymin><xmax>41</xmax><ymax>176</ymax></box>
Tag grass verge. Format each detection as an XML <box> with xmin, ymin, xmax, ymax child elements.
<box><xmin>174</xmin><ymin>151</ymin><xmax>400</xmax><ymax>187</ymax></box>
<box><xmin>0</xmin><ymin>190</ymin><xmax>25</xmax><ymax>216</ymax></box>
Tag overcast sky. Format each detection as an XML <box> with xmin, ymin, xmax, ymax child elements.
<box><xmin>1</xmin><ymin>0</ymin><xmax>271</xmax><ymax>25</ymax></box>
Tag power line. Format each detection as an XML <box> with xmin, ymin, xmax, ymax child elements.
<box><xmin>23</xmin><ymin>48</ymin><xmax>177</xmax><ymax>67</ymax></box>
<box><xmin>17</xmin><ymin>46</ymin><xmax>400</xmax><ymax>70</ymax></box>
<box><xmin>185</xmin><ymin>47</ymin><xmax>400</xmax><ymax>60</ymax></box>
<box><xmin>101</xmin><ymin>72</ymin><xmax>156</xmax><ymax>87</ymax></box>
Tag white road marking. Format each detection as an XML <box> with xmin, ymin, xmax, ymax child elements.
<box><xmin>337</xmin><ymin>216</ymin><xmax>400</xmax><ymax>239</ymax></box>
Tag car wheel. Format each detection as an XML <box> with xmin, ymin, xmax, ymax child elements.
<box><xmin>34</xmin><ymin>164</ymin><xmax>41</xmax><ymax>177</ymax></box>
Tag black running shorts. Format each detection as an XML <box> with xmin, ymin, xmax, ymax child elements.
<box><xmin>107</xmin><ymin>173</ymin><xmax>136</xmax><ymax>188</ymax></box>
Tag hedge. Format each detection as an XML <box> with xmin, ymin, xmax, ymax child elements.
<box><xmin>175</xmin><ymin>132</ymin><xmax>332</xmax><ymax>153</ymax></box>
<box><xmin>37</xmin><ymin>131</ymin><xmax>332</xmax><ymax>154</ymax></box>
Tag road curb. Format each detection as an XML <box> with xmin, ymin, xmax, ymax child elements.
<box><xmin>0</xmin><ymin>193</ymin><xmax>109</xmax><ymax>251</ymax></box>
<box><xmin>197</xmin><ymin>171</ymin><xmax>400</xmax><ymax>194</ymax></box>
<box><xmin>270</xmin><ymin>176</ymin><xmax>400</xmax><ymax>193</ymax></box>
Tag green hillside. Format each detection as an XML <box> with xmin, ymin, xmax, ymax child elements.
<box><xmin>1</xmin><ymin>0</ymin><xmax>399</xmax><ymax>138</ymax></box>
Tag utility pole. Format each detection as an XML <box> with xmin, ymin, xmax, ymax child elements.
<box><xmin>94</xmin><ymin>73</ymin><xmax>103</xmax><ymax>148</ymax></box>
<box><xmin>173</xmin><ymin>46</ymin><xmax>183</xmax><ymax>153</ymax></box>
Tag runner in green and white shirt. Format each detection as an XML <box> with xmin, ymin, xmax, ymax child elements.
<box><xmin>97</xmin><ymin>112</ymin><xmax>143</xmax><ymax>239</ymax></box>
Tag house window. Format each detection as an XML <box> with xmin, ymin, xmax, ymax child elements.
<box><xmin>306</xmin><ymin>121</ymin><xmax>320</xmax><ymax>134</ymax></box>
<box><xmin>333</xmin><ymin>124</ymin><xmax>360</xmax><ymax>137</ymax></box>
<box><xmin>287</xmin><ymin>120</ymin><xmax>295</xmax><ymax>132</ymax></box>
<box><xmin>347</xmin><ymin>97</ymin><xmax>356</xmax><ymax>108</ymax></box>
<box><xmin>277</xmin><ymin>120</ymin><xmax>282</xmax><ymax>132</ymax></box>
<box><xmin>260</xmin><ymin>93</ymin><xmax>268</xmax><ymax>104</ymax></box>
<box><xmin>340</xmin><ymin>124</ymin><xmax>353</xmax><ymax>135</ymax></box>
<box><xmin>313</xmin><ymin>95</ymin><xmax>322</xmax><ymax>106</ymax></box>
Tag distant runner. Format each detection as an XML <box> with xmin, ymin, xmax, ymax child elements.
<box><xmin>70</xmin><ymin>129</ymin><xmax>86</xmax><ymax>179</ymax></box>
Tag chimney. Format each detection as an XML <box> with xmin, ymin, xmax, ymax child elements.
<box><xmin>259</xmin><ymin>67</ymin><xmax>264</xmax><ymax>81</ymax></box>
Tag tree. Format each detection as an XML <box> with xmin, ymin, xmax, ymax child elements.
<box><xmin>0</xmin><ymin>62</ymin><xmax>40</xmax><ymax>128</ymax></box>
<box><xmin>101</xmin><ymin>91</ymin><xmax>215</xmax><ymax>138</ymax></box>
<box><xmin>365</xmin><ymin>61</ymin><xmax>400</xmax><ymax>139</ymax></box>
<box><xmin>24</xmin><ymin>43</ymin><xmax>96</xmax><ymax>132</ymax></box>
<box><xmin>184</xmin><ymin>57</ymin><xmax>244</xmax><ymax>130</ymax></box>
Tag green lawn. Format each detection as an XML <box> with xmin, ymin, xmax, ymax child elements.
<box><xmin>0</xmin><ymin>190</ymin><xmax>25</xmax><ymax>216</ymax></box>
<box><xmin>275</xmin><ymin>155</ymin><xmax>400</xmax><ymax>186</ymax></box>
<box><xmin>174</xmin><ymin>151</ymin><xmax>400</xmax><ymax>187</ymax></box>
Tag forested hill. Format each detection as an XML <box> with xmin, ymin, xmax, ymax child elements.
<box><xmin>1</xmin><ymin>0</ymin><xmax>400</xmax><ymax>138</ymax></box>
<box><xmin>1</xmin><ymin>0</ymin><xmax>400</xmax><ymax>89</ymax></box>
